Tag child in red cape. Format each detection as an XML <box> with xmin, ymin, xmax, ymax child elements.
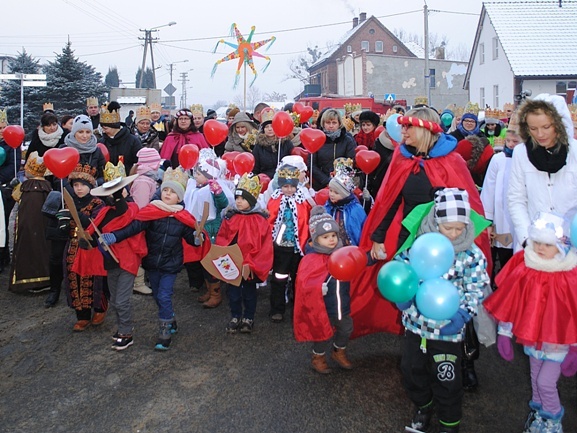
<box><xmin>101</xmin><ymin>167</ymin><xmax>209</xmax><ymax>351</ymax></box>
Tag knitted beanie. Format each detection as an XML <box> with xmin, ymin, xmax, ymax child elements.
<box><xmin>434</xmin><ymin>188</ymin><xmax>470</xmax><ymax>225</ymax></box>
<box><xmin>137</xmin><ymin>147</ymin><xmax>161</xmax><ymax>172</ymax></box>
<box><xmin>309</xmin><ymin>205</ymin><xmax>339</xmax><ymax>243</ymax></box>
<box><xmin>528</xmin><ymin>211</ymin><xmax>572</xmax><ymax>258</ymax></box>
<box><xmin>71</xmin><ymin>115</ymin><xmax>93</xmax><ymax>136</ymax></box>
<box><xmin>197</xmin><ymin>158</ymin><xmax>221</xmax><ymax>180</ymax></box>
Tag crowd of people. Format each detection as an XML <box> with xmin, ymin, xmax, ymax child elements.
<box><xmin>1</xmin><ymin>93</ymin><xmax>577</xmax><ymax>433</ymax></box>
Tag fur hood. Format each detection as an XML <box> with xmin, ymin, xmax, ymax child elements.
<box><xmin>517</xmin><ymin>94</ymin><xmax>572</xmax><ymax>149</ymax></box>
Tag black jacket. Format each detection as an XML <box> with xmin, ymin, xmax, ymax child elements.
<box><xmin>99</xmin><ymin>127</ymin><xmax>142</xmax><ymax>174</ymax></box>
<box><xmin>0</xmin><ymin>140</ymin><xmax>22</xmax><ymax>185</ymax></box>
<box><xmin>312</xmin><ymin>127</ymin><xmax>356</xmax><ymax>189</ymax></box>
<box><xmin>252</xmin><ymin>136</ymin><xmax>294</xmax><ymax>179</ymax></box>
<box><xmin>26</xmin><ymin>128</ymin><xmax>66</xmax><ymax>163</ymax></box>
<box><xmin>113</xmin><ymin>213</ymin><xmax>197</xmax><ymax>274</ymax></box>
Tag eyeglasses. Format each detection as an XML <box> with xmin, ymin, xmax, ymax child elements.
<box><xmin>462</xmin><ymin>119</ymin><xmax>476</xmax><ymax>124</ymax></box>
<box><xmin>401</xmin><ymin>124</ymin><xmax>413</xmax><ymax>131</ymax></box>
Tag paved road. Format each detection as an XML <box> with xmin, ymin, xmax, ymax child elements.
<box><xmin>1</xmin><ymin>272</ymin><xmax>575</xmax><ymax>433</ymax></box>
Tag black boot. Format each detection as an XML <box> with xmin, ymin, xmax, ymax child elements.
<box><xmin>44</xmin><ymin>262</ymin><xmax>63</xmax><ymax>308</ymax></box>
<box><xmin>410</xmin><ymin>401</ymin><xmax>434</xmax><ymax>431</ymax></box>
<box><xmin>462</xmin><ymin>359</ymin><xmax>478</xmax><ymax>390</ymax></box>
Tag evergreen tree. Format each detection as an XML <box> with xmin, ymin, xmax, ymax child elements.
<box><xmin>135</xmin><ymin>67</ymin><xmax>155</xmax><ymax>89</ymax></box>
<box><xmin>0</xmin><ymin>50</ymin><xmax>43</xmax><ymax>133</ymax></box>
<box><xmin>105</xmin><ymin>66</ymin><xmax>120</xmax><ymax>88</ymax></box>
<box><xmin>41</xmin><ymin>41</ymin><xmax>107</xmax><ymax>119</ymax></box>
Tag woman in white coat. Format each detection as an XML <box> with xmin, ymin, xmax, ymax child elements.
<box><xmin>508</xmin><ymin>94</ymin><xmax>577</xmax><ymax>250</ymax></box>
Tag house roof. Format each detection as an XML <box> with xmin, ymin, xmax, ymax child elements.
<box><xmin>482</xmin><ymin>0</ymin><xmax>577</xmax><ymax>76</ymax></box>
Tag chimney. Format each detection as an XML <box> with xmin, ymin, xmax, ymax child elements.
<box><xmin>359</xmin><ymin>12</ymin><xmax>367</xmax><ymax>22</ymax></box>
<box><xmin>353</xmin><ymin>17</ymin><xmax>359</xmax><ymax>28</ymax></box>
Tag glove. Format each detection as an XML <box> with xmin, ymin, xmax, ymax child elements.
<box><xmin>561</xmin><ymin>346</ymin><xmax>577</xmax><ymax>377</ymax></box>
<box><xmin>208</xmin><ymin>179</ymin><xmax>223</xmax><ymax>195</ymax></box>
<box><xmin>55</xmin><ymin>209</ymin><xmax>71</xmax><ymax>231</ymax></box>
<box><xmin>78</xmin><ymin>238</ymin><xmax>91</xmax><ymax>250</ymax></box>
<box><xmin>395</xmin><ymin>301</ymin><xmax>413</xmax><ymax>311</ymax></box>
<box><xmin>9</xmin><ymin>177</ymin><xmax>20</xmax><ymax>188</ymax></box>
<box><xmin>362</xmin><ymin>188</ymin><xmax>372</xmax><ymax>201</ymax></box>
<box><xmin>439</xmin><ymin>309</ymin><xmax>471</xmax><ymax>335</ymax></box>
<box><xmin>321</xmin><ymin>282</ymin><xmax>328</xmax><ymax>296</ymax></box>
<box><xmin>101</xmin><ymin>233</ymin><xmax>116</xmax><ymax>245</ymax></box>
<box><xmin>192</xmin><ymin>231</ymin><xmax>204</xmax><ymax>246</ymax></box>
<box><xmin>497</xmin><ymin>334</ymin><xmax>514</xmax><ymax>362</ymax></box>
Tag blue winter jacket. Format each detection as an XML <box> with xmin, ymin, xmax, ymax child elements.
<box><xmin>324</xmin><ymin>193</ymin><xmax>367</xmax><ymax>246</ymax></box>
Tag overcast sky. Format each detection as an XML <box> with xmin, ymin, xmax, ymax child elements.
<box><xmin>2</xmin><ymin>0</ymin><xmax>488</xmax><ymax>108</ymax></box>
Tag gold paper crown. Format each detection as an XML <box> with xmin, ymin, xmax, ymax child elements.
<box><xmin>343</xmin><ymin>103</ymin><xmax>362</xmax><ymax>114</ymax></box>
<box><xmin>190</xmin><ymin>104</ymin><xmax>203</xmax><ymax>116</ymax></box>
<box><xmin>163</xmin><ymin>166</ymin><xmax>188</xmax><ymax>190</ymax></box>
<box><xmin>236</xmin><ymin>173</ymin><xmax>262</xmax><ymax>199</ymax></box>
<box><xmin>277</xmin><ymin>164</ymin><xmax>300</xmax><ymax>180</ymax></box>
<box><xmin>228</xmin><ymin>103</ymin><xmax>238</xmax><ymax>109</ymax></box>
<box><xmin>485</xmin><ymin>108</ymin><xmax>505</xmax><ymax>120</ymax></box>
<box><xmin>342</xmin><ymin>117</ymin><xmax>355</xmax><ymax>132</ymax></box>
<box><xmin>0</xmin><ymin>109</ymin><xmax>7</xmax><ymax>125</ymax></box>
<box><xmin>333</xmin><ymin>157</ymin><xmax>353</xmax><ymax>171</ymax></box>
<box><xmin>136</xmin><ymin>106</ymin><xmax>151</xmax><ymax>120</ymax></box>
<box><xmin>493</xmin><ymin>137</ymin><xmax>505</xmax><ymax>147</ymax></box>
<box><xmin>86</xmin><ymin>96</ymin><xmax>98</xmax><ymax>107</ymax></box>
<box><xmin>503</xmin><ymin>102</ymin><xmax>515</xmax><ymax>112</ymax></box>
<box><xmin>414</xmin><ymin>96</ymin><xmax>428</xmax><ymax>106</ymax></box>
<box><xmin>290</xmin><ymin>112</ymin><xmax>301</xmax><ymax>127</ymax></box>
<box><xmin>24</xmin><ymin>151</ymin><xmax>46</xmax><ymax>177</ymax></box>
<box><xmin>150</xmin><ymin>102</ymin><xmax>162</xmax><ymax>113</ymax></box>
<box><xmin>453</xmin><ymin>107</ymin><xmax>465</xmax><ymax>118</ymax></box>
<box><xmin>569</xmin><ymin>105</ymin><xmax>577</xmax><ymax>123</ymax></box>
<box><xmin>103</xmin><ymin>161</ymin><xmax>127</xmax><ymax>183</ymax></box>
<box><xmin>464</xmin><ymin>102</ymin><xmax>480</xmax><ymax>116</ymax></box>
<box><xmin>69</xmin><ymin>163</ymin><xmax>97</xmax><ymax>186</ymax></box>
<box><xmin>310</xmin><ymin>109</ymin><xmax>320</xmax><ymax>122</ymax></box>
<box><xmin>43</xmin><ymin>102</ymin><xmax>54</xmax><ymax>112</ymax></box>
<box><xmin>508</xmin><ymin>111</ymin><xmax>520</xmax><ymax>132</ymax></box>
<box><xmin>100</xmin><ymin>103</ymin><xmax>121</xmax><ymax>124</ymax></box>
<box><xmin>260</xmin><ymin>108</ymin><xmax>275</xmax><ymax>124</ymax></box>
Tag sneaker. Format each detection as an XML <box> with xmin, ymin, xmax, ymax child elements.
<box><xmin>111</xmin><ymin>331</ymin><xmax>119</xmax><ymax>340</ymax></box>
<box><xmin>411</xmin><ymin>403</ymin><xmax>434</xmax><ymax>431</ymax></box>
<box><xmin>154</xmin><ymin>339</ymin><xmax>171</xmax><ymax>351</ymax></box>
<box><xmin>226</xmin><ymin>317</ymin><xmax>241</xmax><ymax>333</ymax></box>
<box><xmin>270</xmin><ymin>313</ymin><xmax>283</xmax><ymax>323</ymax></box>
<box><xmin>169</xmin><ymin>320</ymin><xmax>178</xmax><ymax>334</ymax></box>
<box><xmin>112</xmin><ymin>335</ymin><xmax>133</xmax><ymax>351</ymax></box>
<box><xmin>239</xmin><ymin>318</ymin><xmax>254</xmax><ymax>334</ymax></box>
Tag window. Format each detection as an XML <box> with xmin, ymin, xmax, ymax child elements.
<box><xmin>361</xmin><ymin>40</ymin><xmax>369</xmax><ymax>52</ymax></box>
<box><xmin>375</xmin><ymin>41</ymin><xmax>384</xmax><ymax>53</ymax></box>
<box><xmin>479</xmin><ymin>43</ymin><xmax>485</xmax><ymax>64</ymax></box>
<box><xmin>492</xmin><ymin>37</ymin><xmax>499</xmax><ymax>60</ymax></box>
<box><xmin>568</xmin><ymin>81</ymin><xmax>577</xmax><ymax>89</ymax></box>
<box><xmin>369</xmin><ymin>28</ymin><xmax>375</xmax><ymax>34</ymax></box>
<box><xmin>556</xmin><ymin>81</ymin><xmax>567</xmax><ymax>95</ymax></box>
<box><xmin>347</xmin><ymin>45</ymin><xmax>352</xmax><ymax>53</ymax></box>
<box><xmin>429</xmin><ymin>69</ymin><xmax>436</xmax><ymax>89</ymax></box>
<box><xmin>393</xmin><ymin>45</ymin><xmax>398</xmax><ymax>53</ymax></box>
<box><xmin>493</xmin><ymin>85</ymin><xmax>499</xmax><ymax>108</ymax></box>
<box><xmin>480</xmin><ymin>87</ymin><xmax>485</xmax><ymax>108</ymax></box>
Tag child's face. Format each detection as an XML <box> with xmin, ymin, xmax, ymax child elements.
<box><xmin>235</xmin><ymin>196</ymin><xmax>251</xmax><ymax>212</ymax></box>
<box><xmin>72</xmin><ymin>181</ymin><xmax>90</xmax><ymax>198</ymax></box>
<box><xmin>532</xmin><ymin>241</ymin><xmax>559</xmax><ymax>260</ymax></box>
<box><xmin>328</xmin><ymin>186</ymin><xmax>345</xmax><ymax>203</ymax></box>
<box><xmin>361</xmin><ymin>121</ymin><xmax>375</xmax><ymax>134</ymax></box>
<box><xmin>193</xmin><ymin>170</ymin><xmax>208</xmax><ymax>186</ymax></box>
<box><xmin>281</xmin><ymin>184</ymin><xmax>296</xmax><ymax>197</ymax></box>
<box><xmin>505</xmin><ymin>132</ymin><xmax>521</xmax><ymax>150</ymax></box>
<box><xmin>317</xmin><ymin>232</ymin><xmax>338</xmax><ymax>249</ymax></box>
<box><xmin>438</xmin><ymin>221</ymin><xmax>466</xmax><ymax>242</ymax></box>
<box><xmin>161</xmin><ymin>187</ymin><xmax>179</xmax><ymax>205</ymax></box>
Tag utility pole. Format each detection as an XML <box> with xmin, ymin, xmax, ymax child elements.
<box><xmin>167</xmin><ymin>60</ymin><xmax>189</xmax><ymax>85</ymax></box>
<box><xmin>138</xmin><ymin>22</ymin><xmax>176</xmax><ymax>89</ymax></box>
<box><xmin>424</xmin><ymin>1</ymin><xmax>430</xmax><ymax>106</ymax></box>
<box><xmin>179</xmin><ymin>72</ymin><xmax>189</xmax><ymax>108</ymax></box>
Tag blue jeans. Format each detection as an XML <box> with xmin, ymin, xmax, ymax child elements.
<box><xmin>227</xmin><ymin>280</ymin><xmax>257</xmax><ymax>320</ymax></box>
<box><xmin>148</xmin><ymin>270</ymin><xmax>177</xmax><ymax>321</ymax></box>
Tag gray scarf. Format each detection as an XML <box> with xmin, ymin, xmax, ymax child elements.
<box><xmin>38</xmin><ymin>125</ymin><xmax>63</xmax><ymax>148</ymax></box>
<box><xmin>64</xmin><ymin>132</ymin><xmax>97</xmax><ymax>154</ymax></box>
<box><xmin>311</xmin><ymin>239</ymin><xmax>343</xmax><ymax>255</ymax></box>
<box><xmin>418</xmin><ymin>209</ymin><xmax>476</xmax><ymax>253</ymax></box>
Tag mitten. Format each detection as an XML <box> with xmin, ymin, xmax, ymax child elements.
<box><xmin>362</xmin><ymin>188</ymin><xmax>372</xmax><ymax>201</ymax></box>
<box><xmin>192</xmin><ymin>231</ymin><xmax>204</xmax><ymax>246</ymax></box>
<box><xmin>395</xmin><ymin>301</ymin><xmax>412</xmax><ymax>311</ymax></box>
<box><xmin>497</xmin><ymin>335</ymin><xmax>514</xmax><ymax>362</ymax></box>
<box><xmin>439</xmin><ymin>309</ymin><xmax>471</xmax><ymax>335</ymax></box>
<box><xmin>208</xmin><ymin>179</ymin><xmax>223</xmax><ymax>195</ymax></box>
<box><xmin>561</xmin><ymin>346</ymin><xmax>577</xmax><ymax>377</ymax></box>
<box><xmin>101</xmin><ymin>233</ymin><xmax>116</xmax><ymax>245</ymax></box>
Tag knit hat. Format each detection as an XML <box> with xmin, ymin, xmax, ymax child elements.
<box><xmin>309</xmin><ymin>205</ymin><xmax>339</xmax><ymax>243</ymax></box>
<box><xmin>235</xmin><ymin>173</ymin><xmax>262</xmax><ymax>209</ymax></box>
<box><xmin>161</xmin><ymin>167</ymin><xmax>187</xmax><ymax>201</ymax></box>
<box><xmin>434</xmin><ymin>188</ymin><xmax>470</xmax><ymax>225</ymax></box>
<box><xmin>329</xmin><ymin>166</ymin><xmax>355</xmax><ymax>198</ymax></box>
<box><xmin>206</xmin><ymin>109</ymin><xmax>217</xmax><ymax>119</ymax></box>
<box><xmin>461</xmin><ymin>113</ymin><xmax>478</xmax><ymax>125</ymax></box>
<box><xmin>136</xmin><ymin>147</ymin><xmax>161</xmax><ymax>172</ymax></box>
<box><xmin>197</xmin><ymin>158</ymin><xmax>221</xmax><ymax>180</ymax></box>
<box><xmin>276</xmin><ymin>164</ymin><xmax>300</xmax><ymax>187</ymax></box>
<box><xmin>71</xmin><ymin>114</ymin><xmax>93</xmax><ymax>136</ymax></box>
<box><xmin>359</xmin><ymin>111</ymin><xmax>380</xmax><ymax>128</ymax></box>
<box><xmin>528</xmin><ymin>211</ymin><xmax>572</xmax><ymax>258</ymax></box>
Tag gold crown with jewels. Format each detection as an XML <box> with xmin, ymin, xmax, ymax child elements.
<box><xmin>100</xmin><ymin>103</ymin><xmax>121</xmax><ymax>124</ymax></box>
<box><xmin>414</xmin><ymin>96</ymin><xmax>428</xmax><ymax>106</ymax></box>
<box><xmin>24</xmin><ymin>151</ymin><xmax>47</xmax><ymax>177</ymax></box>
<box><xmin>276</xmin><ymin>164</ymin><xmax>300</xmax><ymax>180</ymax></box>
<box><xmin>103</xmin><ymin>161</ymin><xmax>126</xmax><ymax>183</ymax></box>
<box><xmin>485</xmin><ymin>108</ymin><xmax>505</xmax><ymax>120</ymax></box>
<box><xmin>86</xmin><ymin>96</ymin><xmax>98</xmax><ymax>107</ymax></box>
<box><xmin>190</xmin><ymin>104</ymin><xmax>203</xmax><ymax>116</ymax></box>
<box><xmin>236</xmin><ymin>173</ymin><xmax>262</xmax><ymax>199</ymax></box>
<box><xmin>0</xmin><ymin>109</ymin><xmax>7</xmax><ymax>124</ymax></box>
<box><xmin>344</xmin><ymin>103</ymin><xmax>362</xmax><ymax>114</ymax></box>
<box><xmin>464</xmin><ymin>102</ymin><xmax>480</xmax><ymax>116</ymax></box>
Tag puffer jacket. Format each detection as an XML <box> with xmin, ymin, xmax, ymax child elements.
<box><xmin>99</xmin><ymin>126</ymin><xmax>142</xmax><ymax>174</ymax></box>
<box><xmin>112</xmin><ymin>214</ymin><xmax>197</xmax><ymax>274</ymax></box>
<box><xmin>312</xmin><ymin>127</ymin><xmax>356</xmax><ymax>189</ymax></box>
<box><xmin>252</xmin><ymin>134</ymin><xmax>294</xmax><ymax>179</ymax></box>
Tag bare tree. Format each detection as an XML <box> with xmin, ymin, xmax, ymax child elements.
<box><xmin>264</xmin><ymin>92</ymin><xmax>287</xmax><ymax>102</ymax></box>
<box><xmin>233</xmin><ymin>86</ymin><xmax>263</xmax><ymax>112</ymax></box>
<box><xmin>393</xmin><ymin>28</ymin><xmax>467</xmax><ymax>61</ymax></box>
<box><xmin>211</xmin><ymin>100</ymin><xmax>229</xmax><ymax>110</ymax></box>
<box><xmin>286</xmin><ymin>45</ymin><xmax>324</xmax><ymax>85</ymax></box>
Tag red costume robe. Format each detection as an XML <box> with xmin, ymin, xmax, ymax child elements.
<box><xmin>267</xmin><ymin>195</ymin><xmax>311</xmax><ymax>253</ymax></box>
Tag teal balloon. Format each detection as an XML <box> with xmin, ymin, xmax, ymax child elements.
<box><xmin>0</xmin><ymin>147</ymin><xmax>5</xmax><ymax>166</ymax></box>
<box><xmin>410</xmin><ymin>233</ymin><xmax>455</xmax><ymax>280</ymax></box>
<box><xmin>385</xmin><ymin>113</ymin><xmax>402</xmax><ymax>143</ymax></box>
<box><xmin>441</xmin><ymin>112</ymin><xmax>453</xmax><ymax>127</ymax></box>
<box><xmin>416</xmin><ymin>278</ymin><xmax>460</xmax><ymax>320</ymax></box>
<box><xmin>377</xmin><ymin>261</ymin><xmax>419</xmax><ymax>303</ymax></box>
<box><xmin>571</xmin><ymin>214</ymin><xmax>577</xmax><ymax>247</ymax></box>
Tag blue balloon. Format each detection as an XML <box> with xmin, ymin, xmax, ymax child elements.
<box><xmin>416</xmin><ymin>278</ymin><xmax>460</xmax><ymax>320</ymax></box>
<box><xmin>410</xmin><ymin>232</ymin><xmax>455</xmax><ymax>280</ymax></box>
<box><xmin>385</xmin><ymin>113</ymin><xmax>402</xmax><ymax>143</ymax></box>
<box><xmin>571</xmin><ymin>214</ymin><xmax>577</xmax><ymax>247</ymax></box>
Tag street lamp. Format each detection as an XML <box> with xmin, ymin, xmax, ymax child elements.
<box><xmin>139</xmin><ymin>22</ymin><xmax>177</xmax><ymax>88</ymax></box>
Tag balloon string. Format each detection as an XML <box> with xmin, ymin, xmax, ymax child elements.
<box><xmin>309</xmin><ymin>153</ymin><xmax>313</xmax><ymax>189</ymax></box>
<box><xmin>60</xmin><ymin>179</ymin><xmax>64</xmax><ymax>209</ymax></box>
<box><xmin>13</xmin><ymin>151</ymin><xmax>17</xmax><ymax>179</ymax></box>
<box><xmin>277</xmin><ymin>138</ymin><xmax>281</xmax><ymax>167</ymax></box>
<box><xmin>363</xmin><ymin>173</ymin><xmax>369</xmax><ymax>208</ymax></box>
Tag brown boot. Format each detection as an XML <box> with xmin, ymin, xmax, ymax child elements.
<box><xmin>202</xmin><ymin>282</ymin><xmax>222</xmax><ymax>309</ymax></box>
<box><xmin>311</xmin><ymin>353</ymin><xmax>332</xmax><ymax>374</ymax></box>
<box><xmin>197</xmin><ymin>280</ymin><xmax>211</xmax><ymax>303</ymax></box>
<box><xmin>331</xmin><ymin>347</ymin><xmax>353</xmax><ymax>370</ymax></box>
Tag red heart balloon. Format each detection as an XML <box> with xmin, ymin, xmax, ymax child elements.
<box><xmin>300</xmin><ymin>106</ymin><xmax>314</xmax><ymax>123</ymax></box>
<box><xmin>375</xmin><ymin>125</ymin><xmax>385</xmax><ymax>136</ymax></box>
<box><xmin>222</xmin><ymin>151</ymin><xmax>239</xmax><ymax>174</ymax></box>
<box><xmin>299</xmin><ymin>128</ymin><xmax>326</xmax><ymax>153</ymax></box>
<box><xmin>97</xmin><ymin>143</ymin><xmax>110</xmax><ymax>163</ymax></box>
<box><xmin>233</xmin><ymin>152</ymin><xmax>255</xmax><ymax>176</ymax></box>
<box><xmin>257</xmin><ymin>173</ymin><xmax>271</xmax><ymax>192</ymax></box>
<box><xmin>314</xmin><ymin>188</ymin><xmax>329</xmax><ymax>206</ymax></box>
<box><xmin>354</xmin><ymin>145</ymin><xmax>368</xmax><ymax>154</ymax></box>
<box><xmin>356</xmin><ymin>150</ymin><xmax>381</xmax><ymax>174</ymax></box>
<box><xmin>272</xmin><ymin>111</ymin><xmax>294</xmax><ymax>138</ymax></box>
<box><xmin>328</xmin><ymin>246</ymin><xmax>368</xmax><ymax>281</ymax></box>
<box><xmin>3</xmin><ymin>125</ymin><xmax>25</xmax><ymax>149</ymax></box>
<box><xmin>44</xmin><ymin>147</ymin><xmax>80</xmax><ymax>179</ymax></box>
<box><xmin>290</xmin><ymin>146</ymin><xmax>310</xmax><ymax>164</ymax></box>
<box><xmin>203</xmin><ymin>119</ymin><xmax>229</xmax><ymax>146</ymax></box>
<box><xmin>292</xmin><ymin>102</ymin><xmax>305</xmax><ymax>115</ymax></box>
<box><xmin>178</xmin><ymin>144</ymin><xmax>199</xmax><ymax>170</ymax></box>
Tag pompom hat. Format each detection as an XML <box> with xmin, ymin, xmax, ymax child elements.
<box><xmin>309</xmin><ymin>205</ymin><xmax>339</xmax><ymax>243</ymax></box>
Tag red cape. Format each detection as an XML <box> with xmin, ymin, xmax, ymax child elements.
<box><xmin>294</xmin><ymin>253</ymin><xmax>334</xmax><ymax>342</ymax></box>
<box><xmin>72</xmin><ymin>202</ymin><xmax>147</xmax><ymax>276</ymax></box>
<box><xmin>484</xmin><ymin>251</ymin><xmax>577</xmax><ymax>346</ymax></box>
<box><xmin>215</xmin><ymin>212</ymin><xmax>273</xmax><ymax>282</ymax></box>
<box><xmin>351</xmin><ymin>146</ymin><xmax>492</xmax><ymax>338</ymax></box>
<box><xmin>136</xmin><ymin>203</ymin><xmax>211</xmax><ymax>263</ymax></box>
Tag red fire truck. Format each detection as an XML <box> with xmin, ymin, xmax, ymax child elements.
<box><xmin>296</xmin><ymin>96</ymin><xmax>406</xmax><ymax>115</ymax></box>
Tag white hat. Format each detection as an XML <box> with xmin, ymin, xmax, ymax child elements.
<box><xmin>280</xmin><ymin>155</ymin><xmax>307</xmax><ymax>172</ymax></box>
